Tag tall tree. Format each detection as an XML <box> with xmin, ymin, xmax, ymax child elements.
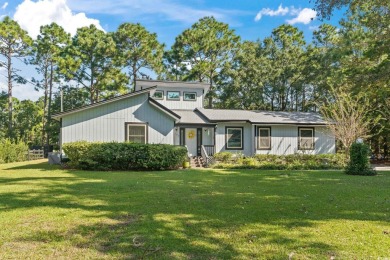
<box><xmin>261</xmin><ymin>24</ymin><xmax>307</xmax><ymax>111</ymax></box>
<box><xmin>60</xmin><ymin>25</ymin><xmax>127</xmax><ymax>104</ymax></box>
<box><xmin>30</xmin><ymin>23</ymin><xmax>70</xmax><ymax>146</ymax></box>
<box><xmin>0</xmin><ymin>17</ymin><xmax>32</xmax><ymax>136</ymax></box>
<box><xmin>114</xmin><ymin>23</ymin><xmax>164</xmax><ymax>90</ymax></box>
<box><xmin>218</xmin><ymin>40</ymin><xmax>270</xmax><ymax>110</ymax></box>
<box><xmin>171</xmin><ymin>16</ymin><xmax>240</xmax><ymax>108</ymax></box>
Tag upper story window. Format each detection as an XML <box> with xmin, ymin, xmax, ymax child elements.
<box><xmin>298</xmin><ymin>127</ymin><xmax>314</xmax><ymax>150</ymax></box>
<box><xmin>257</xmin><ymin>127</ymin><xmax>271</xmax><ymax>150</ymax></box>
<box><xmin>167</xmin><ymin>91</ymin><xmax>180</xmax><ymax>100</ymax></box>
<box><xmin>152</xmin><ymin>90</ymin><xmax>164</xmax><ymax>100</ymax></box>
<box><xmin>184</xmin><ymin>92</ymin><xmax>197</xmax><ymax>101</ymax></box>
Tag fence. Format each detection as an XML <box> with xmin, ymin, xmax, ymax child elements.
<box><xmin>28</xmin><ymin>149</ymin><xmax>44</xmax><ymax>160</ymax></box>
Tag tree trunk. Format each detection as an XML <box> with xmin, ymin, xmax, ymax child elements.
<box><xmin>208</xmin><ymin>77</ymin><xmax>213</xmax><ymax>109</ymax></box>
<box><xmin>46</xmin><ymin>63</ymin><xmax>54</xmax><ymax>147</ymax></box>
<box><xmin>41</xmin><ymin>64</ymin><xmax>49</xmax><ymax>146</ymax></box>
<box><xmin>132</xmin><ymin>63</ymin><xmax>137</xmax><ymax>92</ymax></box>
<box><xmin>7</xmin><ymin>49</ymin><xmax>12</xmax><ymax>137</ymax></box>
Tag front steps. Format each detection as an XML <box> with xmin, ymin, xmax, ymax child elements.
<box><xmin>190</xmin><ymin>156</ymin><xmax>206</xmax><ymax>168</ymax></box>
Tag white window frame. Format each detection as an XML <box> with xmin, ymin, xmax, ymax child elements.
<box><xmin>126</xmin><ymin>123</ymin><xmax>148</xmax><ymax>144</ymax></box>
<box><xmin>298</xmin><ymin>127</ymin><xmax>314</xmax><ymax>150</ymax></box>
<box><xmin>226</xmin><ymin>127</ymin><xmax>243</xmax><ymax>150</ymax></box>
<box><xmin>167</xmin><ymin>91</ymin><xmax>180</xmax><ymax>100</ymax></box>
<box><xmin>257</xmin><ymin>127</ymin><xmax>271</xmax><ymax>150</ymax></box>
<box><xmin>152</xmin><ymin>90</ymin><xmax>164</xmax><ymax>100</ymax></box>
<box><xmin>183</xmin><ymin>92</ymin><xmax>197</xmax><ymax>101</ymax></box>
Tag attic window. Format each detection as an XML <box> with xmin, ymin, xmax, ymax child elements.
<box><xmin>298</xmin><ymin>127</ymin><xmax>314</xmax><ymax>150</ymax></box>
<box><xmin>167</xmin><ymin>91</ymin><xmax>180</xmax><ymax>100</ymax></box>
<box><xmin>152</xmin><ymin>90</ymin><xmax>164</xmax><ymax>100</ymax></box>
<box><xmin>184</xmin><ymin>92</ymin><xmax>196</xmax><ymax>101</ymax></box>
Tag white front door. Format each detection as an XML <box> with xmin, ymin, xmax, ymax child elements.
<box><xmin>185</xmin><ymin>128</ymin><xmax>197</xmax><ymax>156</ymax></box>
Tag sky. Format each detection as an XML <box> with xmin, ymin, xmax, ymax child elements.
<box><xmin>0</xmin><ymin>0</ymin><xmax>344</xmax><ymax>101</ymax></box>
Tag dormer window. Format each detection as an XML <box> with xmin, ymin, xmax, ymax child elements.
<box><xmin>167</xmin><ymin>91</ymin><xmax>180</xmax><ymax>100</ymax></box>
<box><xmin>152</xmin><ymin>90</ymin><xmax>164</xmax><ymax>100</ymax></box>
<box><xmin>184</xmin><ymin>92</ymin><xmax>197</xmax><ymax>101</ymax></box>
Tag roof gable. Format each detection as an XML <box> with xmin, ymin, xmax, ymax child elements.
<box><xmin>52</xmin><ymin>86</ymin><xmax>156</xmax><ymax>120</ymax></box>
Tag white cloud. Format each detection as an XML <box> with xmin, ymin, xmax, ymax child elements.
<box><xmin>254</xmin><ymin>5</ymin><xmax>317</xmax><ymax>25</ymax></box>
<box><xmin>1</xmin><ymin>2</ymin><xmax>8</xmax><ymax>10</ymax></box>
<box><xmin>13</xmin><ymin>0</ymin><xmax>104</xmax><ymax>38</ymax></box>
<box><xmin>255</xmin><ymin>4</ymin><xmax>289</xmax><ymax>21</ymax></box>
<box><xmin>67</xmin><ymin>0</ymin><xmax>243</xmax><ymax>25</ymax></box>
<box><xmin>287</xmin><ymin>8</ymin><xmax>317</xmax><ymax>25</ymax></box>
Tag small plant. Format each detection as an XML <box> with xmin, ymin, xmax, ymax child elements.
<box><xmin>345</xmin><ymin>142</ymin><xmax>376</xmax><ymax>176</ymax></box>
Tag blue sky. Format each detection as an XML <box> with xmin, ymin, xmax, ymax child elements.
<box><xmin>0</xmin><ymin>0</ymin><xmax>344</xmax><ymax>100</ymax></box>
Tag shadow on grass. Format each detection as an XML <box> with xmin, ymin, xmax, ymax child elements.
<box><xmin>3</xmin><ymin>162</ymin><xmax>62</xmax><ymax>171</ymax></box>
<box><xmin>1</xmin><ymin>162</ymin><xmax>389</xmax><ymax>258</ymax></box>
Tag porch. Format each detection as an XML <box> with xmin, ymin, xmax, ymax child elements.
<box><xmin>174</xmin><ymin>126</ymin><xmax>216</xmax><ymax>167</ymax></box>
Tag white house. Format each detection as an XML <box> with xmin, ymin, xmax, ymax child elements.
<box><xmin>53</xmin><ymin>80</ymin><xmax>335</xmax><ymax>164</ymax></box>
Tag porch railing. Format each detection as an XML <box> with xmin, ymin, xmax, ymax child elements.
<box><xmin>201</xmin><ymin>145</ymin><xmax>215</xmax><ymax>167</ymax></box>
<box><xmin>203</xmin><ymin>145</ymin><xmax>215</xmax><ymax>157</ymax></box>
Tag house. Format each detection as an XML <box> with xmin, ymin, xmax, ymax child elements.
<box><xmin>52</xmin><ymin>80</ymin><xmax>335</xmax><ymax>164</ymax></box>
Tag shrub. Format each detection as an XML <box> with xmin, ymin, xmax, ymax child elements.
<box><xmin>212</xmin><ymin>152</ymin><xmax>346</xmax><ymax>170</ymax></box>
<box><xmin>0</xmin><ymin>139</ymin><xmax>28</xmax><ymax>164</ymax></box>
<box><xmin>345</xmin><ymin>143</ymin><xmax>376</xmax><ymax>176</ymax></box>
<box><xmin>63</xmin><ymin>142</ymin><xmax>188</xmax><ymax>171</ymax></box>
<box><xmin>214</xmin><ymin>152</ymin><xmax>233</xmax><ymax>163</ymax></box>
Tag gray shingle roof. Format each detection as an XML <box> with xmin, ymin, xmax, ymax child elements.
<box><xmin>196</xmin><ymin>108</ymin><xmax>327</xmax><ymax>125</ymax></box>
<box><xmin>171</xmin><ymin>109</ymin><xmax>214</xmax><ymax>125</ymax></box>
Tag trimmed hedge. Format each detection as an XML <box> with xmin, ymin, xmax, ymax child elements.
<box><xmin>0</xmin><ymin>139</ymin><xmax>28</xmax><ymax>164</ymax></box>
<box><xmin>212</xmin><ymin>152</ymin><xmax>346</xmax><ymax>170</ymax></box>
<box><xmin>62</xmin><ymin>141</ymin><xmax>188</xmax><ymax>171</ymax></box>
<box><xmin>345</xmin><ymin>143</ymin><xmax>376</xmax><ymax>175</ymax></box>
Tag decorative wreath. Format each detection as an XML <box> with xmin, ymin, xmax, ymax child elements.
<box><xmin>187</xmin><ymin>130</ymin><xmax>196</xmax><ymax>139</ymax></box>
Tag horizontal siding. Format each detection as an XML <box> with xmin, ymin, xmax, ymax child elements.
<box><xmin>62</xmin><ymin>93</ymin><xmax>175</xmax><ymax>145</ymax></box>
<box><xmin>152</xmin><ymin>87</ymin><xmax>203</xmax><ymax>110</ymax></box>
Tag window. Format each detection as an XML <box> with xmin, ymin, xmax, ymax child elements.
<box><xmin>225</xmin><ymin>127</ymin><xmax>243</xmax><ymax>150</ymax></box>
<box><xmin>184</xmin><ymin>92</ymin><xmax>196</xmax><ymax>101</ymax></box>
<box><xmin>167</xmin><ymin>91</ymin><xmax>180</xmax><ymax>100</ymax></box>
<box><xmin>257</xmin><ymin>127</ymin><xmax>271</xmax><ymax>150</ymax></box>
<box><xmin>126</xmin><ymin>123</ymin><xmax>147</xmax><ymax>144</ymax></box>
<box><xmin>299</xmin><ymin>127</ymin><xmax>314</xmax><ymax>150</ymax></box>
<box><xmin>152</xmin><ymin>90</ymin><xmax>164</xmax><ymax>100</ymax></box>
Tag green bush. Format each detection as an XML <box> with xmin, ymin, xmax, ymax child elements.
<box><xmin>345</xmin><ymin>143</ymin><xmax>376</xmax><ymax>176</ymax></box>
<box><xmin>62</xmin><ymin>142</ymin><xmax>188</xmax><ymax>171</ymax></box>
<box><xmin>0</xmin><ymin>139</ymin><xmax>28</xmax><ymax>164</ymax></box>
<box><xmin>213</xmin><ymin>152</ymin><xmax>233</xmax><ymax>163</ymax></box>
<box><xmin>212</xmin><ymin>152</ymin><xmax>346</xmax><ymax>170</ymax></box>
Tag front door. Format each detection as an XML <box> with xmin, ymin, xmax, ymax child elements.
<box><xmin>185</xmin><ymin>128</ymin><xmax>197</xmax><ymax>156</ymax></box>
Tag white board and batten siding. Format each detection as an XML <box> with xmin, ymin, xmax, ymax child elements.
<box><xmin>214</xmin><ymin>123</ymin><xmax>335</xmax><ymax>156</ymax></box>
<box><xmin>215</xmin><ymin>122</ymin><xmax>254</xmax><ymax>156</ymax></box>
<box><xmin>254</xmin><ymin>125</ymin><xmax>335</xmax><ymax>155</ymax></box>
<box><xmin>61</xmin><ymin>93</ymin><xmax>175</xmax><ymax>145</ymax></box>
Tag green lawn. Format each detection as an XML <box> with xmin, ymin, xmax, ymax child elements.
<box><xmin>0</xmin><ymin>160</ymin><xmax>389</xmax><ymax>259</ymax></box>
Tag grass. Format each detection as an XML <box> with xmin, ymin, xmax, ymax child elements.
<box><xmin>0</xmin><ymin>160</ymin><xmax>389</xmax><ymax>259</ymax></box>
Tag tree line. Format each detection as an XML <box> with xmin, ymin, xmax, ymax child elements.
<box><xmin>0</xmin><ymin>0</ymin><xmax>389</xmax><ymax>155</ymax></box>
